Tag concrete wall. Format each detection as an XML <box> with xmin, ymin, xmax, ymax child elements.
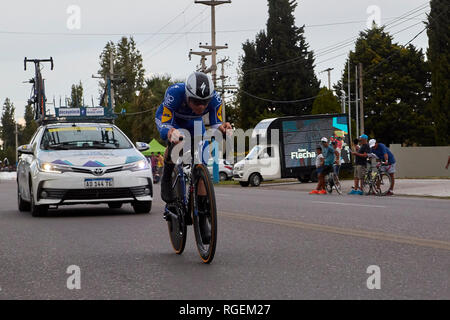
<box><xmin>389</xmin><ymin>144</ymin><xmax>450</xmax><ymax>178</ymax></box>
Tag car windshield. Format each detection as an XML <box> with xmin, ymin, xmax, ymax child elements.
<box><xmin>40</xmin><ymin>125</ymin><xmax>133</xmax><ymax>150</ymax></box>
<box><xmin>245</xmin><ymin>146</ymin><xmax>261</xmax><ymax>160</ymax></box>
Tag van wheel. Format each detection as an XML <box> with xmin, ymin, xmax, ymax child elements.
<box><xmin>239</xmin><ymin>181</ymin><xmax>249</xmax><ymax>187</ymax></box>
<box><xmin>311</xmin><ymin>170</ymin><xmax>318</xmax><ymax>183</ymax></box>
<box><xmin>249</xmin><ymin>173</ymin><xmax>262</xmax><ymax>187</ymax></box>
<box><xmin>298</xmin><ymin>176</ymin><xmax>310</xmax><ymax>183</ymax></box>
<box><xmin>219</xmin><ymin>172</ymin><xmax>228</xmax><ymax>181</ymax></box>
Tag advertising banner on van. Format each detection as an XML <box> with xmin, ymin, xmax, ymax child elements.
<box><xmin>282</xmin><ymin>116</ymin><xmax>351</xmax><ymax>169</ymax></box>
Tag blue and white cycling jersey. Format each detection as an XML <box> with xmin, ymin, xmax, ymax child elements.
<box><xmin>155</xmin><ymin>83</ymin><xmax>223</xmax><ymax>141</ymax></box>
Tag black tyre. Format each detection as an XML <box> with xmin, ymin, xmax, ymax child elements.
<box><xmin>362</xmin><ymin>175</ymin><xmax>372</xmax><ymax>195</ymax></box>
<box><xmin>376</xmin><ymin>172</ymin><xmax>392</xmax><ymax>196</ymax></box>
<box><xmin>325</xmin><ymin>175</ymin><xmax>333</xmax><ymax>194</ymax></box>
<box><xmin>219</xmin><ymin>172</ymin><xmax>228</xmax><ymax>181</ymax></box>
<box><xmin>30</xmin><ymin>185</ymin><xmax>48</xmax><ymax>217</ymax></box>
<box><xmin>239</xmin><ymin>181</ymin><xmax>249</xmax><ymax>187</ymax></box>
<box><xmin>333</xmin><ymin>175</ymin><xmax>342</xmax><ymax>195</ymax></box>
<box><xmin>108</xmin><ymin>202</ymin><xmax>123</xmax><ymax>209</ymax></box>
<box><xmin>167</xmin><ymin>166</ymin><xmax>187</xmax><ymax>255</ymax></box>
<box><xmin>132</xmin><ymin>201</ymin><xmax>152</xmax><ymax>214</ymax></box>
<box><xmin>298</xmin><ymin>176</ymin><xmax>310</xmax><ymax>183</ymax></box>
<box><xmin>310</xmin><ymin>170</ymin><xmax>318</xmax><ymax>183</ymax></box>
<box><xmin>167</xmin><ymin>203</ymin><xmax>187</xmax><ymax>255</ymax></box>
<box><xmin>192</xmin><ymin>164</ymin><xmax>217</xmax><ymax>264</ymax></box>
<box><xmin>17</xmin><ymin>185</ymin><xmax>30</xmax><ymax>212</ymax></box>
<box><xmin>249</xmin><ymin>173</ymin><xmax>261</xmax><ymax>187</ymax></box>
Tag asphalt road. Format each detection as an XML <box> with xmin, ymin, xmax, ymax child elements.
<box><xmin>0</xmin><ymin>179</ymin><xmax>449</xmax><ymax>300</ymax></box>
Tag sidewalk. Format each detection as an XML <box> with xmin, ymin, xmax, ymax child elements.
<box><xmin>260</xmin><ymin>178</ymin><xmax>450</xmax><ymax>198</ymax></box>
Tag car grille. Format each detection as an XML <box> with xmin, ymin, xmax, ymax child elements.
<box><xmin>42</xmin><ymin>186</ymin><xmax>151</xmax><ymax>201</ymax></box>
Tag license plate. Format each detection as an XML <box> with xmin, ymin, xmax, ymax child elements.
<box><xmin>84</xmin><ymin>178</ymin><xmax>113</xmax><ymax>188</ymax></box>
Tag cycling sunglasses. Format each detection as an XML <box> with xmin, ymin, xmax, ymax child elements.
<box><xmin>189</xmin><ymin>97</ymin><xmax>212</xmax><ymax>106</ymax></box>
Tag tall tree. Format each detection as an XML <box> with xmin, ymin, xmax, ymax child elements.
<box><xmin>1</xmin><ymin>98</ymin><xmax>16</xmax><ymax>149</ymax></box>
<box><xmin>237</xmin><ymin>0</ymin><xmax>320</xmax><ymax>130</ymax></box>
<box><xmin>21</xmin><ymin>103</ymin><xmax>38</xmax><ymax>144</ymax></box>
<box><xmin>311</xmin><ymin>87</ymin><xmax>342</xmax><ymax>115</ymax></box>
<box><xmin>335</xmin><ymin>27</ymin><xmax>433</xmax><ymax>146</ymax></box>
<box><xmin>69</xmin><ymin>81</ymin><xmax>84</xmax><ymax>107</ymax></box>
<box><xmin>98</xmin><ymin>37</ymin><xmax>145</xmax><ymax>107</ymax></box>
<box><xmin>427</xmin><ymin>0</ymin><xmax>450</xmax><ymax>145</ymax></box>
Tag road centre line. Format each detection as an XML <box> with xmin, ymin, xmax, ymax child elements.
<box><xmin>310</xmin><ymin>201</ymin><xmax>386</xmax><ymax>208</ymax></box>
<box><xmin>220</xmin><ymin>211</ymin><xmax>450</xmax><ymax>251</ymax></box>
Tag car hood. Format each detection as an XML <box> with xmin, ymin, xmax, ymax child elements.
<box><xmin>38</xmin><ymin>149</ymin><xmax>145</xmax><ymax>167</ymax></box>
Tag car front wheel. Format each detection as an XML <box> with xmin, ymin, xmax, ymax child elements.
<box><xmin>30</xmin><ymin>185</ymin><xmax>48</xmax><ymax>217</ymax></box>
<box><xmin>132</xmin><ymin>201</ymin><xmax>152</xmax><ymax>214</ymax></box>
<box><xmin>17</xmin><ymin>185</ymin><xmax>30</xmax><ymax>212</ymax></box>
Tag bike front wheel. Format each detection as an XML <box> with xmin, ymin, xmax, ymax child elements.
<box><xmin>333</xmin><ymin>175</ymin><xmax>342</xmax><ymax>195</ymax></box>
<box><xmin>192</xmin><ymin>164</ymin><xmax>217</xmax><ymax>264</ymax></box>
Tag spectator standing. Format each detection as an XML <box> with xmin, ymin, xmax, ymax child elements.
<box><xmin>332</xmin><ymin>141</ymin><xmax>341</xmax><ymax>176</ymax></box>
<box><xmin>310</xmin><ymin>146</ymin><xmax>326</xmax><ymax>194</ymax></box>
<box><xmin>349</xmin><ymin>135</ymin><xmax>370</xmax><ymax>195</ymax></box>
<box><xmin>369</xmin><ymin>139</ymin><xmax>396</xmax><ymax>196</ymax></box>
<box><xmin>156</xmin><ymin>152</ymin><xmax>164</xmax><ymax>176</ymax></box>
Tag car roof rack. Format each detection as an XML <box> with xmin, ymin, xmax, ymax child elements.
<box><xmin>39</xmin><ymin>106</ymin><xmax>117</xmax><ymax>126</ymax></box>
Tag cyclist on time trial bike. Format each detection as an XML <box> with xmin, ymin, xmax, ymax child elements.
<box><xmin>155</xmin><ymin>72</ymin><xmax>232</xmax><ymax>233</ymax></box>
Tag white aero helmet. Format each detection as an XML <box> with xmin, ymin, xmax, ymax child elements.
<box><xmin>185</xmin><ymin>72</ymin><xmax>215</xmax><ymax>102</ymax></box>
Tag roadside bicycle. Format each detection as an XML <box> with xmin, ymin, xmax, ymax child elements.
<box><xmin>361</xmin><ymin>162</ymin><xmax>392</xmax><ymax>196</ymax></box>
<box><xmin>324</xmin><ymin>167</ymin><xmax>342</xmax><ymax>195</ymax></box>
<box><xmin>164</xmin><ymin>136</ymin><xmax>217</xmax><ymax>264</ymax></box>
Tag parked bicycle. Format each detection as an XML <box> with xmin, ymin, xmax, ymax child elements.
<box><xmin>324</xmin><ymin>168</ymin><xmax>342</xmax><ymax>195</ymax></box>
<box><xmin>164</xmin><ymin>136</ymin><xmax>217</xmax><ymax>264</ymax></box>
<box><xmin>361</xmin><ymin>160</ymin><xmax>392</xmax><ymax>196</ymax></box>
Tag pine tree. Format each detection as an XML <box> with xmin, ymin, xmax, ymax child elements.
<box><xmin>21</xmin><ymin>103</ymin><xmax>38</xmax><ymax>144</ymax></box>
<box><xmin>237</xmin><ymin>0</ymin><xmax>320</xmax><ymax>130</ymax></box>
<box><xmin>427</xmin><ymin>0</ymin><xmax>450</xmax><ymax>145</ymax></box>
<box><xmin>1</xmin><ymin>98</ymin><xmax>16</xmax><ymax>149</ymax></box>
<box><xmin>69</xmin><ymin>81</ymin><xmax>84</xmax><ymax>108</ymax></box>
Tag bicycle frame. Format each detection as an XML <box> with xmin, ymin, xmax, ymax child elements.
<box><xmin>24</xmin><ymin>57</ymin><xmax>54</xmax><ymax>123</ymax></box>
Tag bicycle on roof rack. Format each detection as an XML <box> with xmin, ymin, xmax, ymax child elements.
<box><xmin>24</xmin><ymin>57</ymin><xmax>54</xmax><ymax>123</ymax></box>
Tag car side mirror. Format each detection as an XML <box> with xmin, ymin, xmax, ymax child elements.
<box><xmin>17</xmin><ymin>144</ymin><xmax>33</xmax><ymax>155</ymax></box>
<box><xmin>136</xmin><ymin>142</ymin><xmax>149</xmax><ymax>152</ymax></box>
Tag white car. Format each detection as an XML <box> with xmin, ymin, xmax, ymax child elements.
<box><xmin>207</xmin><ymin>159</ymin><xmax>234</xmax><ymax>181</ymax></box>
<box><xmin>16</xmin><ymin>122</ymin><xmax>153</xmax><ymax>217</ymax></box>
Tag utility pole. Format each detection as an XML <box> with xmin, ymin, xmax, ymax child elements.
<box><xmin>189</xmin><ymin>48</ymin><xmax>212</xmax><ymax>72</ymax></box>
<box><xmin>194</xmin><ymin>0</ymin><xmax>231</xmax><ymax>86</ymax></box>
<box><xmin>109</xmin><ymin>51</ymin><xmax>115</xmax><ymax>110</ymax></box>
<box><xmin>355</xmin><ymin>65</ymin><xmax>359</xmax><ymax>138</ymax></box>
<box><xmin>321</xmin><ymin>68</ymin><xmax>334</xmax><ymax>90</ymax></box>
<box><xmin>216</xmin><ymin>57</ymin><xmax>238</xmax><ymax>123</ymax></box>
<box><xmin>358</xmin><ymin>63</ymin><xmax>364</xmax><ymax>135</ymax></box>
<box><xmin>347</xmin><ymin>62</ymin><xmax>352</xmax><ymax>142</ymax></box>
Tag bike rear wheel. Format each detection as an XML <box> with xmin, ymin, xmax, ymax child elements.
<box><xmin>325</xmin><ymin>175</ymin><xmax>333</xmax><ymax>194</ymax></box>
<box><xmin>167</xmin><ymin>166</ymin><xmax>187</xmax><ymax>255</ymax></box>
<box><xmin>333</xmin><ymin>174</ymin><xmax>342</xmax><ymax>195</ymax></box>
<box><xmin>192</xmin><ymin>164</ymin><xmax>217</xmax><ymax>264</ymax></box>
<box><xmin>376</xmin><ymin>172</ymin><xmax>392</xmax><ymax>196</ymax></box>
<box><xmin>362</xmin><ymin>175</ymin><xmax>372</xmax><ymax>195</ymax></box>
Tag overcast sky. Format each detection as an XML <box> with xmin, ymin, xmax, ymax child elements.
<box><xmin>0</xmin><ymin>0</ymin><xmax>430</xmax><ymax>122</ymax></box>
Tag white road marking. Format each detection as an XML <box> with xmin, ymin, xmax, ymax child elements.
<box><xmin>310</xmin><ymin>201</ymin><xmax>386</xmax><ymax>208</ymax></box>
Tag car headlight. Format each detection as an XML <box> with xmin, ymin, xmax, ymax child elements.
<box><xmin>38</xmin><ymin>162</ymin><xmax>72</xmax><ymax>174</ymax></box>
<box><xmin>123</xmin><ymin>159</ymin><xmax>150</xmax><ymax>172</ymax></box>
